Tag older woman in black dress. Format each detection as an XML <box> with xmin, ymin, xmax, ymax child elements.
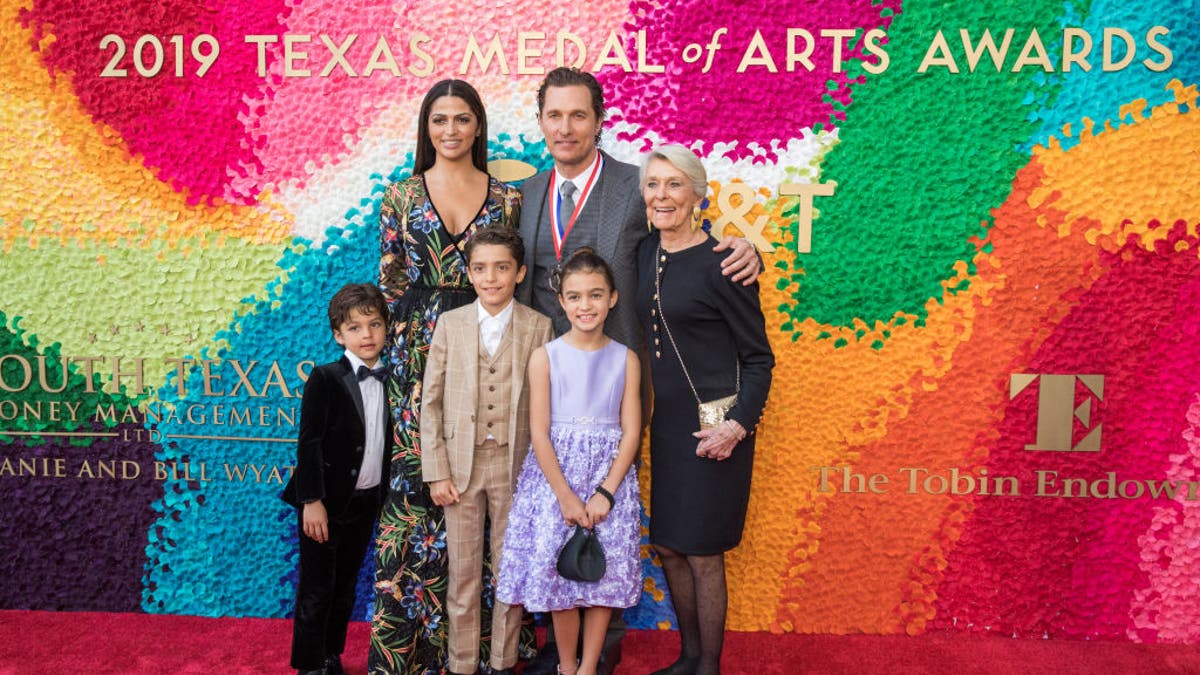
<box><xmin>636</xmin><ymin>144</ymin><xmax>774</xmax><ymax>675</ymax></box>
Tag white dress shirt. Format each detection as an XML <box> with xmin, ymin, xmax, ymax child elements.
<box><xmin>477</xmin><ymin>299</ymin><xmax>514</xmax><ymax>357</ymax></box>
<box><xmin>344</xmin><ymin>349</ymin><xmax>385</xmax><ymax>490</ymax></box>
<box><xmin>553</xmin><ymin>151</ymin><xmax>600</xmax><ymax>217</ymax></box>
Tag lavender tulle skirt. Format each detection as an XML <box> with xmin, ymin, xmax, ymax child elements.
<box><xmin>496</xmin><ymin>423</ymin><xmax>641</xmax><ymax>612</ymax></box>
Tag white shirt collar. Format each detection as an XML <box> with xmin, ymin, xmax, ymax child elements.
<box><xmin>478</xmin><ymin>300</ymin><xmax>514</xmax><ymax>357</ymax></box>
<box><xmin>554</xmin><ymin>150</ymin><xmax>600</xmax><ymax>188</ymax></box>
<box><xmin>343</xmin><ymin>349</ymin><xmax>379</xmax><ymax>373</ymax></box>
<box><xmin>477</xmin><ymin>298</ymin><xmax>515</xmax><ymax>326</ymax></box>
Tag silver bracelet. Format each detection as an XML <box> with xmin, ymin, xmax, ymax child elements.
<box><xmin>724</xmin><ymin>419</ymin><xmax>745</xmax><ymax>441</ymax></box>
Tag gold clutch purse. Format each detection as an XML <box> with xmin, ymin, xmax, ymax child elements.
<box><xmin>697</xmin><ymin>393</ymin><xmax>738</xmax><ymax>430</ymax></box>
<box><xmin>655</xmin><ymin>242</ymin><xmax>740</xmax><ymax>431</ymax></box>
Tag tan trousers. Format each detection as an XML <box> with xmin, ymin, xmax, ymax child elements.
<box><xmin>444</xmin><ymin>438</ymin><xmax>521</xmax><ymax>672</ymax></box>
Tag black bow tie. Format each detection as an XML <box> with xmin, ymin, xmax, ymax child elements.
<box><xmin>357</xmin><ymin>365</ymin><xmax>386</xmax><ymax>382</ymax></box>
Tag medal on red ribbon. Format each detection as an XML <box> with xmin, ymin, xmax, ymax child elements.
<box><xmin>548</xmin><ymin>154</ymin><xmax>604</xmax><ymax>260</ymax></box>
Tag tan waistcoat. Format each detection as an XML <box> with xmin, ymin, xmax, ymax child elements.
<box><xmin>475</xmin><ymin>326</ymin><xmax>513</xmax><ymax>446</ymax></box>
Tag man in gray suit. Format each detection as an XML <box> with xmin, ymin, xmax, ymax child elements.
<box><xmin>516</xmin><ymin>67</ymin><xmax>759</xmax><ymax>354</ymax></box>
<box><xmin>515</xmin><ymin>66</ymin><xmax>759</xmax><ymax>675</ymax></box>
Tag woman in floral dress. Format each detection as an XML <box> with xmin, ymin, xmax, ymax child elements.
<box><xmin>371</xmin><ymin>79</ymin><xmax>531</xmax><ymax>674</ymax></box>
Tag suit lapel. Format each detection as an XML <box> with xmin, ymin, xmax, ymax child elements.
<box><xmin>592</xmin><ymin>151</ymin><xmax>624</xmax><ymax>262</ymax></box>
<box><xmin>523</xmin><ymin>172</ymin><xmax>550</xmax><ymax>267</ymax></box>
<box><xmin>516</xmin><ymin>172</ymin><xmax>549</xmax><ymax>305</ymax></box>
<box><xmin>337</xmin><ymin>356</ymin><xmax>366</xmax><ymax>428</ymax></box>
<box><xmin>507</xmin><ymin>307</ymin><xmax>532</xmax><ymax>448</ymax></box>
<box><xmin>459</xmin><ymin>307</ymin><xmax>479</xmax><ymax>420</ymax></box>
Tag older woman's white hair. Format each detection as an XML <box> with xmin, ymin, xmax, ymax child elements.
<box><xmin>640</xmin><ymin>143</ymin><xmax>707</xmax><ymax>200</ymax></box>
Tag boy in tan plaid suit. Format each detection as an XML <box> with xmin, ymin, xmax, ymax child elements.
<box><xmin>421</xmin><ymin>226</ymin><xmax>555</xmax><ymax>674</ymax></box>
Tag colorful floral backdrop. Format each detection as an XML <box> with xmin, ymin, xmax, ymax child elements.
<box><xmin>2</xmin><ymin>0</ymin><xmax>1199</xmax><ymax>641</ymax></box>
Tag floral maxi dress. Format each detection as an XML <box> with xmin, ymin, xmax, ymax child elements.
<box><xmin>370</xmin><ymin>174</ymin><xmax>531</xmax><ymax>674</ymax></box>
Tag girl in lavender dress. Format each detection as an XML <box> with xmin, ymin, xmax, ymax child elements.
<box><xmin>497</xmin><ymin>248</ymin><xmax>642</xmax><ymax>675</ymax></box>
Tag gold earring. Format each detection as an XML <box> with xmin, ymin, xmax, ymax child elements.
<box><xmin>691</xmin><ymin>205</ymin><xmax>702</xmax><ymax>231</ymax></box>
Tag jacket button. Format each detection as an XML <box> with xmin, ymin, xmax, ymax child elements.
<box><xmin>487</xmin><ymin>422</ymin><xmax>494</xmax><ymax>428</ymax></box>
<box><xmin>356</xmin><ymin>446</ymin><xmax>363</xmax><ymax>452</ymax></box>
<box><xmin>488</xmin><ymin>385</ymin><xmax>495</xmax><ymax>392</ymax></box>
<box><xmin>489</xmin><ymin>367</ymin><xmax>496</xmax><ymax>373</ymax></box>
<box><xmin>350</xmin><ymin>469</ymin><xmax>358</xmax><ymax>477</ymax></box>
<box><xmin>487</xmin><ymin>404</ymin><xmax>494</xmax><ymax>410</ymax></box>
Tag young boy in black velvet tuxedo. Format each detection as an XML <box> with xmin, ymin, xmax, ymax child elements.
<box><xmin>282</xmin><ymin>283</ymin><xmax>391</xmax><ymax>675</ymax></box>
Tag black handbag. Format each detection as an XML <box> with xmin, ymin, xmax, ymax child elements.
<box><xmin>556</xmin><ymin>526</ymin><xmax>606</xmax><ymax>582</ymax></box>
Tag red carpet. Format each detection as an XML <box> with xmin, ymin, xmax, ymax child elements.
<box><xmin>1</xmin><ymin>611</ymin><xmax>1198</xmax><ymax>674</ymax></box>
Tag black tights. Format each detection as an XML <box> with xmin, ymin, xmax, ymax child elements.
<box><xmin>652</xmin><ymin>545</ymin><xmax>727</xmax><ymax>675</ymax></box>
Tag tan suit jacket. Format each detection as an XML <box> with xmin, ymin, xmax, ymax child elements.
<box><xmin>420</xmin><ymin>301</ymin><xmax>554</xmax><ymax>493</ymax></box>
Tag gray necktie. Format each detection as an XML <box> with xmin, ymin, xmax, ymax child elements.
<box><xmin>559</xmin><ymin>180</ymin><xmax>577</xmax><ymax>228</ymax></box>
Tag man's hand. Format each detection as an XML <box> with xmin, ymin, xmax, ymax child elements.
<box><xmin>714</xmin><ymin>236</ymin><xmax>762</xmax><ymax>285</ymax></box>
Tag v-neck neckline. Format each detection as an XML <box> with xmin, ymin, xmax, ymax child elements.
<box><xmin>422</xmin><ymin>173</ymin><xmax>491</xmax><ymax>243</ymax></box>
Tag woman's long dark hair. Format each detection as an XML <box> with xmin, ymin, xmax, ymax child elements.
<box><xmin>413</xmin><ymin>79</ymin><xmax>489</xmax><ymax>174</ymax></box>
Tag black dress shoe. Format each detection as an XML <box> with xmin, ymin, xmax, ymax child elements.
<box><xmin>523</xmin><ymin>643</ymin><xmax>560</xmax><ymax>675</ymax></box>
<box><xmin>596</xmin><ymin>640</ymin><xmax>621</xmax><ymax>675</ymax></box>
<box><xmin>323</xmin><ymin>654</ymin><xmax>345</xmax><ymax>675</ymax></box>
<box><xmin>297</xmin><ymin>669</ymin><xmax>326</xmax><ymax>675</ymax></box>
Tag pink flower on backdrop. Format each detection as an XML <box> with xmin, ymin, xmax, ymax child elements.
<box><xmin>20</xmin><ymin>0</ymin><xmax>633</xmax><ymax>204</ymax></box>
<box><xmin>20</xmin><ymin>0</ymin><xmax>289</xmax><ymax>205</ymax></box>
<box><xmin>931</xmin><ymin>224</ymin><xmax>1200</xmax><ymax>639</ymax></box>
<box><xmin>597</xmin><ymin>0</ymin><xmax>898</xmax><ymax>159</ymax></box>
<box><xmin>226</xmin><ymin>0</ymin><xmax>637</xmax><ymax>194</ymax></box>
